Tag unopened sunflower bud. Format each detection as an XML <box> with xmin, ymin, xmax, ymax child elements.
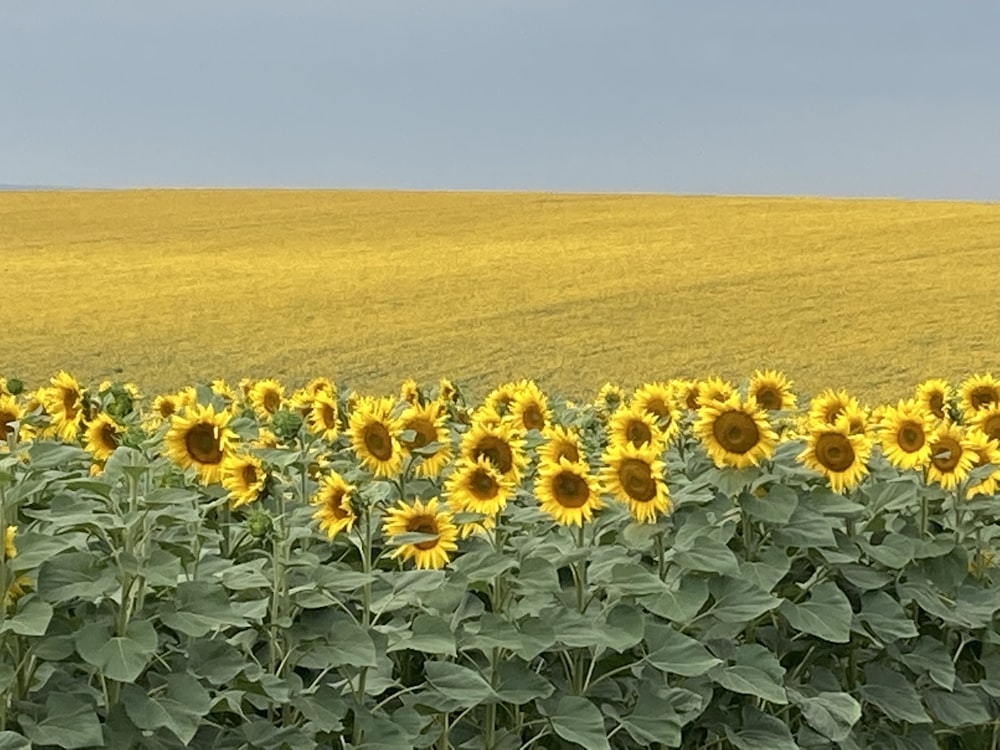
<box><xmin>6</xmin><ymin>379</ymin><xmax>23</xmax><ymax>396</ymax></box>
<box><xmin>247</xmin><ymin>510</ymin><xmax>273</xmax><ymax>539</ymax></box>
<box><xmin>271</xmin><ymin>409</ymin><xmax>303</xmax><ymax>441</ymax></box>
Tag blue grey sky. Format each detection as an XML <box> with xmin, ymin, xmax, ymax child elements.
<box><xmin>2</xmin><ymin>1</ymin><xmax>998</xmax><ymax>199</ymax></box>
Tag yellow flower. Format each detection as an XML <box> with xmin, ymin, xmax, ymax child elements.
<box><xmin>482</xmin><ymin>382</ymin><xmax>519</xmax><ymax>417</ymax></box>
<box><xmin>383</xmin><ymin>497</ymin><xmax>459</xmax><ymax>570</ymax></box>
<box><xmin>163</xmin><ymin>404</ymin><xmax>238</xmax><ymax>484</ymax></box>
<box><xmin>437</xmin><ymin>377</ymin><xmax>458</xmax><ymax>404</ymax></box>
<box><xmin>211</xmin><ymin>379</ymin><xmax>240</xmax><ymax>404</ymax></box>
<box><xmin>915</xmin><ymin>379</ymin><xmax>951</xmax><ymax>420</ymax></box>
<box><xmin>593</xmin><ymin>382</ymin><xmax>627</xmax><ymax>418</ymax></box>
<box><xmin>798</xmin><ymin>420</ymin><xmax>871</xmax><ymax>493</ymax></box>
<box><xmin>695</xmin><ymin>377</ymin><xmax>736</xmax><ymax>409</ymax></box>
<box><xmin>959</xmin><ymin>373</ymin><xmax>1000</xmax><ymax>420</ymax></box>
<box><xmin>399</xmin><ymin>378</ymin><xmax>421</xmax><ymax>405</ymax></box>
<box><xmin>538</xmin><ymin>424</ymin><xmax>584</xmax><ymax>465</ymax></box>
<box><xmin>631</xmin><ymin>382</ymin><xmax>681</xmax><ymax>441</ymax></box>
<box><xmin>600</xmin><ymin>443</ymin><xmax>670</xmax><ymax>524</ymax></box>
<box><xmin>306</xmin><ymin>391</ymin><xmax>340</xmax><ymax>441</ymax></box>
<box><xmin>668</xmin><ymin>379</ymin><xmax>700</xmax><ymax>412</ymax></box>
<box><xmin>965</xmin><ymin>429</ymin><xmax>1000</xmax><ymax>498</ymax></box>
<box><xmin>460</xmin><ymin>418</ymin><xmax>527</xmax><ymax>483</ymax></box>
<box><xmin>509</xmin><ymin>380</ymin><xmax>550</xmax><ymax>432</ymax></box>
<box><xmin>248</xmin><ymin>379</ymin><xmax>285</xmax><ymax>418</ymax></box>
<box><xmin>445</xmin><ymin>457</ymin><xmax>514</xmax><ymax>517</ymax></box>
<box><xmin>0</xmin><ymin>394</ymin><xmax>23</xmax><ymax>442</ymax></box>
<box><xmin>808</xmin><ymin>388</ymin><xmax>860</xmax><ymax>425</ymax></box>
<box><xmin>221</xmin><ymin>453</ymin><xmax>266</xmax><ymax>508</ymax></box>
<box><xmin>399</xmin><ymin>401</ymin><xmax>452</xmax><ymax>478</ymax></box>
<box><xmin>4</xmin><ymin>525</ymin><xmax>15</xmax><ymax>561</ymax></box>
<box><xmin>973</xmin><ymin>405</ymin><xmax>1000</xmax><ymax>445</ymax></box>
<box><xmin>348</xmin><ymin>396</ymin><xmax>403</xmax><ymax>477</ymax></box>
<box><xmin>535</xmin><ymin>458</ymin><xmax>603</xmax><ymax>526</ymax></box>
<box><xmin>311</xmin><ymin>473</ymin><xmax>357</xmax><ymax>540</ymax></box>
<box><xmin>151</xmin><ymin>387</ymin><xmax>196</xmax><ymax>421</ymax></box>
<box><xmin>694</xmin><ymin>394</ymin><xmax>778</xmax><ymax>469</ymax></box>
<box><xmin>876</xmin><ymin>399</ymin><xmax>934</xmax><ymax>471</ymax></box>
<box><xmin>83</xmin><ymin>413</ymin><xmax>122</xmax><ymax>462</ymax></box>
<box><xmin>608</xmin><ymin>406</ymin><xmax>665</xmax><ymax>451</ymax></box>
<box><xmin>748</xmin><ymin>370</ymin><xmax>797</xmax><ymax>412</ymax></box>
<box><xmin>926</xmin><ymin>423</ymin><xmax>976</xmax><ymax>491</ymax></box>
<box><xmin>41</xmin><ymin>370</ymin><xmax>85</xmax><ymax>441</ymax></box>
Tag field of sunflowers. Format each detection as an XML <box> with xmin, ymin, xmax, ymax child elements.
<box><xmin>2</xmin><ymin>370</ymin><xmax>1000</xmax><ymax>748</ymax></box>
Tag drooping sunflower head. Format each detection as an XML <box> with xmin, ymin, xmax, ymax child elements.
<box><xmin>959</xmin><ymin>373</ymin><xmax>1000</xmax><ymax>421</ymax></box>
<box><xmin>538</xmin><ymin>424</ymin><xmax>584</xmax><ymax>465</ymax></box>
<box><xmin>964</xmin><ymin>428</ymin><xmax>1000</xmax><ymax>498</ymax></box>
<box><xmin>748</xmin><ymin>370</ymin><xmax>797</xmax><ymax>412</ymax></box>
<box><xmin>631</xmin><ymin>382</ymin><xmax>681</xmax><ymax>441</ymax></box>
<box><xmin>42</xmin><ymin>370</ymin><xmax>85</xmax><ymax>440</ymax></box>
<box><xmin>509</xmin><ymin>380</ymin><xmax>551</xmax><ymax>432</ymax></box>
<box><xmin>876</xmin><ymin>399</ymin><xmax>934</xmax><ymax>471</ymax></box>
<box><xmin>445</xmin><ymin>456</ymin><xmax>514</xmax><ymax>517</ymax></box>
<box><xmin>797</xmin><ymin>420</ymin><xmax>871</xmax><ymax>493</ymax></box>
<box><xmin>607</xmin><ymin>406</ymin><xmax>665</xmax><ymax>451</ymax></box>
<box><xmin>221</xmin><ymin>453</ymin><xmax>266</xmax><ymax>509</ymax></box>
<box><xmin>600</xmin><ymin>442</ymin><xmax>670</xmax><ymax>524</ymax></box>
<box><xmin>306</xmin><ymin>391</ymin><xmax>340</xmax><ymax>442</ymax></box>
<box><xmin>382</xmin><ymin>497</ymin><xmax>459</xmax><ymax>570</ymax></box>
<box><xmin>693</xmin><ymin>394</ymin><xmax>778</xmax><ymax>469</ymax></box>
<box><xmin>0</xmin><ymin>395</ymin><xmax>24</xmax><ymax>442</ymax></box>
<box><xmin>84</xmin><ymin>413</ymin><xmax>123</xmax><ymax>462</ymax></box>
<box><xmin>310</xmin><ymin>472</ymin><xmax>357</xmax><ymax>540</ymax></box>
<box><xmin>460</xmin><ymin>419</ymin><xmax>527</xmax><ymax>482</ymax></box>
<box><xmin>399</xmin><ymin>401</ymin><xmax>452</xmax><ymax>478</ymax></box>
<box><xmin>535</xmin><ymin>457</ymin><xmax>603</xmax><ymax>526</ymax></box>
<box><xmin>915</xmin><ymin>379</ymin><xmax>952</xmax><ymax>420</ymax></box>
<box><xmin>163</xmin><ymin>403</ymin><xmax>238</xmax><ymax>484</ymax></box>
<box><xmin>926</xmin><ymin>423</ymin><xmax>976</xmax><ymax>491</ymax></box>
<box><xmin>808</xmin><ymin>388</ymin><xmax>859</xmax><ymax>426</ymax></box>
<box><xmin>248</xmin><ymin>379</ymin><xmax>286</xmax><ymax>418</ymax></box>
<box><xmin>348</xmin><ymin>396</ymin><xmax>403</xmax><ymax>477</ymax></box>
<box><xmin>973</xmin><ymin>405</ymin><xmax>1000</xmax><ymax>446</ymax></box>
<box><xmin>593</xmin><ymin>382</ymin><xmax>627</xmax><ymax>418</ymax></box>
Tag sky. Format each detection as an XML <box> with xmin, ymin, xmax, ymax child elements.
<box><xmin>2</xmin><ymin>1</ymin><xmax>998</xmax><ymax>200</ymax></box>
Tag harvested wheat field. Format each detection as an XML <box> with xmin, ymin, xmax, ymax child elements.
<box><xmin>2</xmin><ymin>189</ymin><xmax>999</xmax><ymax>401</ymax></box>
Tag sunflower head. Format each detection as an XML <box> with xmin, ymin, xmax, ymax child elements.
<box><xmin>163</xmin><ymin>403</ymin><xmax>238</xmax><ymax>484</ymax></box>
<box><xmin>693</xmin><ymin>394</ymin><xmax>778</xmax><ymax>469</ymax></box>
<box><xmin>593</xmin><ymin>382</ymin><xmax>627</xmax><ymax>418</ymax></box>
<box><xmin>0</xmin><ymin>395</ymin><xmax>24</xmax><ymax>442</ymax></box>
<box><xmin>399</xmin><ymin>378</ymin><xmax>422</xmax><ymax>405</ymax></box>
<box><xmin>41</xmin><ymin>371</ymin><xmax>85</xmax><ymax>440</ymax></box>
<box><xmin>311</xmin><ymin>472</ymin><xmax>357</xmax><ymax>540</ymax></box>
<box><xmin>482</xmin><ymin>382</ymin><xmax>519</xmax><ymax>417</ymax></box>
<box><xmin>607</xmin><ymin>406</ymin><xmax>664</xmax><ymax>451</ymax></box>
<box><xmin>748</xmin><ymin>370</ymin><xmax>797</xmax><ymax>412</ymax></box>
<box><xmin>4</xmin><ymin>525</ymin><xmax>15</xmax><ymax>561</ymax></box>
<box><xmin>600</xmin><ymin>443</ymin><xmax>670</xmax><ymax>524</ymax></box>
<box><xmin>695</xmin><ymin>377</ymin><xmax>736</xmax><ymax>409</ymax></box>
<box><xmin>798</xmin><ymin>419</ymin><xmax>871</xmax><ymax>493</ymax></box>
<box><xmin>445</xmin><ymin>456</ymin><xmax>514</xmax><ymax>517</ymax></box>
<box><xmin>84</xmin><ymin>413</ymin><xmax>123</xmax><ymax>462</ymax></box>
<box><xmin>382</xmin><ymin>497</ymin><xmax>459</xmax><ymax>570</ymax></box>
<box><xmin>348</xmin><ymin>396</ymin><xmax>403</xmax><ymax>477</ymax></box>
<box><xmin>965</xmin><ymin>428</ymin><xmax>1000</xmax><ymax>498</ymax></box>
<box><xmin>973</xmin><ymin>405</ymin><xmax>1000</xmax><ymax>446</ymax></box>
<box><xmin>222</xmin><ymin>453</ymin><xmax>266</xmax><ymax>509</ymax></box>
<box><xmin>248</xmin><ymin>379</ymin><xmax>286</xmax><ymax>418</ymax></box>
<box><xmin>210</xmin><ymin>379</ymin><xmax>240</xmax><ymax>404</ymax></box>
<box><xmin>631</xmin><ymin>382</ymin><xmax>681</xmax><ymax>441</ymax></box>
<box><xmin>926</xmin><ymin>423</ymin><xmax>975</xmax><ymax>491</ymax></box>
<box><xmin>460</xmin><ymin>419</ymin><xmax>527</xmax><ymax>482</ymax></box>
<box><xmin>400</xmin><ymin>401</ymin><xmax>452</xmax><ymax>478</ymax></box>
<box><xmin>960</xmin><ymin>373</ymin><xmax>1000</xmax><ymax>420</ymax></box>
<box><xmin>535</xmin><ymin>457</ymin><xmax>603</xmax><ymax>526</ymax></box>
<box><xmin>510</xmin><ymin>381</ymin><xmax>550</xmax><ymax>432</ymax></box>
<box><xmin>876</xmin><ymin>399</ymin><xmax>934</xmax><ymax>470</ymax></box>
<box><xmin>668</xmin><ymin>379</ymin><xmax>700</xmax><ymax>412</ymax></box>
<box><xmin>306</xmin><ymin>391</ymin><xmax>340</xmax><ymax>442</ymax></box>
<box><xmin>808</xmin><ymin>388</ymin><xmax>859</xmax><ymax>425</ymax></box>
<box><xmin>915</xmin><ymin>379</ymin><xmax>952</xmax><ymax>420</ymax></box>
<box><xmin>538</xmin><ymin>424</ymin><xmax>584</xmax><ymax>465</ymax></box>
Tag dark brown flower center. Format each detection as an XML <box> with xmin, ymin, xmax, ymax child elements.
<box><xmin>363</xmin><ymin>422</ymin><xmax>393</xmax><ymax>461</ymax></box>
<box><xmin>712</xmin><ymin>411</ymin><xmax>760</xmax><ymax>454</ymax></box>
<box><xmin>755</xmin><ymin>387</ymin><xmax>782</xmax><ymax>411</ymax></box>
<box><xmin>240</xmin><ymin>463</ymin><xmax>259</xmax><ymax>486</ymax></box>
<box><xmin>326</xmin><ymin>489</ymin><xmax>350</xmax><ymax>518</ymax></box>
<box><xmin>318</xmin><ymin>402</ymin><xmax>337</xmax><ymax>430</ymax></box>
<box><xmin>185</xmin><ymin>423</ymin><xmax>224</xmax><ymax>464</ymax></box>
<box><xmin>552</xmin><ymin>470</ymin><xmax>590</xmax><ymax>508</ymax></box>
<box><xmin>408</xmin><ymin>517</ymin><xmax>440</xmax><ymax>550</ymax></box>
<box><xmin>401</xmin><ymin>417</ymin><xmax>437</xmax><ymax>450</ymax></box>
<box><xmin>980</xmin><ymin>414</ymin><xmax>1000</xmax><ymax>443</ymax></box>
<box><xmin>262</xmin><ymin>390</ymin><xmax>281</xmax><ymax>414</ymax></box>
<box><xmin>685</xmin><ymin>388</ymin><xmax>700</xmax><ymax>411</ymax></box>
<box><xmin>930</xmin><ymin>436</ymin><xmax>963</xmax><ymax>472</ymax></box>
<box><xmin>625</xmin><ymin>419</ymin><xmax>653</xmax><ymax>448</ymax></box>
<box><xmin>970</xmin><ymin>387</ymin><xmax>997</xmax><ymax>411</ymax></box>
<box><xmin>98</xmin><ymin>422</ymin><xmax>118</xmax><ymax>451</ymax></box>
<box><xmin>897</xmin><ymin>422</ymin><xmax>925</xmax><ymax>453</ymax></box>
<box><xmin>815</xmin><ymin>433</ymin><xmax>855</xmax><ymax>472</ymax></box>
<box><xmin>522</xmin><ymin>404</ymin><xmax>545</xmax><ymax>431</ymax></box>
<box><xmin>0</xmin><ymin>409</ymin><xmax>17</xmax><ymax>438</ymax></box>
<box><xmin>644</xmin><ymin>397</ymin><xmax>671</xmax><ymax>419</ymax></box>
<box><xmin>928</xmin><ymin>392</ymin><xmax>945</xmax><ymax>419</ymax></box>
<box><xmin>618</xmin><ymin>458</ymin><xmax>657</xmax><ymax>503</ymax></box>
<box><xmin>469</xmin><ymin>468</ymin><xmax>500</xmax><ymax>500</ymax></box>
<box><xmin>473</xmin><ymin>435</ymin><xmax>514</xmax><ymax>475</ymax></box>
<box><xmin>158</xmin><ymin>399</ymin><xmax>176</xmax><ymax>418</ymax></box>
<box><xmin>554</xmin><ymin>442</ymin><xmax>580</xmax><ymax>464</ymax></box>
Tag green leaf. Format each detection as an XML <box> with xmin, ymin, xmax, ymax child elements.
<box><xmin>740</xmin><ymin>546</ymin><xmax>791</xmax><ymax>593</ymax></box>
<box><xmin>673</xmin><ymin>537</ymin><xmax>741</xmax><ymax>577</ymax></box>
<box><xmin>37</xmin><ymin>551</ymin><xmax>119</xmax><ymax>603</ymax></box>
<box><xmin>859</xmin><ymin>663</ymin><xmax>931</xmax><ymax>724</ymax></box>
<box><xmin>741</xmin><ymin>484</ymin><xmax>799</xmax><ymax>524</ymax></box>
<box><xmin>20</xmin><ymin>694</ymin><xmax>104</xmax><ymax>749</ymax></box>
<box><xmin>0</xmin><ymin>731</ymin><xmax>31</xmax><ymax>750</ymax></box>
<box><xmin>387</xmin><ymin>613</ymin><xmax>455</xmax><ymax>656</ymax></box>
<box><xmin>602</xmin><ymin>604</ymin><xmax>645</xmax><ymax>652</ymax></box>
<box><xmin>621</xmin><ymin>689</ymin><xmax>683</xmax><ymax>747</ymax></box>
<box><xmin>640</xmin><ymin>576</ymin><xmax>710</xmax><ymax>625</ymax></box>
<box><xmin>780</xmin><ymin>581</ymin><xmax>852</xmax><ymax>643</ymax></box>
<box><xmin>292</xmin><ymin>686</ymin><xmax>347</xmax><ymax>733</ymax></box>
<box><xmin>546</xmin><ymin>606</ymin><xmax>609</xmax><ymax>649</ymax></box>
<box><xmin>771</xmin><ymin>506</ymin><xmax>837</xmax><ymax>549</ymax></box>
<box><xmin>540</xmin><ymin>695</ymin><xmax>611</xmax><ymax>750</ymax></box>
<box><xmin>644</xmin><ymin>621</ymin><xmax>722</xmax><ymax>677</ymax></box>
<box><xmin>900</xmin><ymin>637</ymin><xmax>956</xmax><ymax>690</ymax></box>
<box><xmin>424</xmin><ymin>661</ymin><xmax>495</xmax><ymax>708</ymax></box>
<box><xmin>75</xmin><ymin>619</ymin><xmax>157</xmax><ymax>682</ymax></box>
<box><xmin>710</xmin><ymin>645</ymin><xmax>787</xmax><ymax>705</ymax></box>
<box><xmin>0</xmin><ymin>596</ymin><xmax>53</xmax><ymax>636</ymax></box>
<box><xmin>924</xmin><ymin>684</ymin><xmax>991</xmax><ymax>727</ymax></box>
<box><xmin>513</xmin><ymin>617</ymin><xmax>556</xmax><ymax>660</ymax></box>
<box><xmin>187</xmin><ymin>638</ymin><xmax>247</xmax><ymax>684</ymax></box>
<box><xmin>4</xmin><ymin>532</ymin><xmax>74</xmax><ymax>572</ymax></box>
<box><xmin>606</xmin><ymin>564</ymin><xmax>670</xmax><ymax>597</ymax></box>
<box><xmin>321</xmin><ymin>620</ymin><xmax>377</xmax><ymax>668</ymax></box>
<box><xmin>122</xmin><ymin>674</ymin><xmax>212</xmax><ymax>745</ymax></box>
<box><xmin>795</xmin><ymin>691</ymin><xmax>861</xmax><ymax>742</ymax></box>
<box><xmin>856</xmin><ymin>591</ymin><xmax>919</xmax><ymax>644</ymax></box>
<box><xmin>860</xmin><ymin>534</ymin><xmax>914</xmax><ymax>569</ymax></box>
<box><xmin>838</xmin><ymin>563</ymin><xmax>893</xmax><ymax>590</ymax></box>
<box><xmin>724</xmin><ymin>706</ymin><xmax>797</xmax><ymax>750</ymax></box>
<box><xmin>459</xmin><ymin>612</ymin><xmax>522</xmax><ymax>653</ymax></box>
<box><xmin>449</xmin><ymin>544</ymin><xmax>517</xmax><ymax>583</ymax></box>
<box><xmin>709</xmin><ymin>577</ymin><xmax>781</xmax><ymax>623</ymax></box>
<box><xmin>158</xmin><ymin>580</ymin><xmax>250</xmax><ymax>637</ymax></box>
<box><xmin>493</xmin><ymin>659</ymin><xmax>555</xmax><ymax>704</ymax></box>
<box><xmin>27</xmin><ymin>442</ymin><xmax>92</xmax><ymax>470</ymax></box>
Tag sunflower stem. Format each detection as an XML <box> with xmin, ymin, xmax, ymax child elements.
<box><xmin>575</xmin><ymin>523</ymin><xmax>587</xmax><ymax>613</ymax></box>
<box><xmin>655</xmin><ymin>531</ymin><xmax>666</xmax><ymax>580</ymax></box>
<box><xmin>353</xmin><ymin>503</ymin><xmax>374</xmax><ymax>746</ymax></box>
<box><xmin>920</xmin><ymin>492</ymin><xmax>930</xmax><ymax>539</ymax></box>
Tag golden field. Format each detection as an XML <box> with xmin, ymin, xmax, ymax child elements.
<box><xmin>1</xmin><ymin>189</ymin><xmax>998</xmax><ymax>402</ymax></box>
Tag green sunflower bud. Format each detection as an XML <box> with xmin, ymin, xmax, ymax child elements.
<box><xmin>247</xmin><ymin>509</ymin><xmax>273</xmax><ymax>539</ymax></box>
<box><xmin>271</xmin><ymin>409</ymin><xmax>303</xmax><ymax>441</ymax></box>
<box><xmin>6</xmin><ymin>378</ymin><xmax>23</xmax><ymax>396</ymax></box>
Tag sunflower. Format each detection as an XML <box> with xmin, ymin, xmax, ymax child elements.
<box><xmin>876</xmin><ymin>399</ymin><xmax>934</xmax><ymax>470</ymax></box>
<box><xmin>925</xmin><ymin>423</ymin><xmax>976</xmax><ymax>491</ymax></box>
<box><xmin>163</xmin><ymin>404</ymin><xmax>238</xmax><ymax>484</ymax></box>
<box><xmin>248</xmin><ymin>379</ymin><xmax>286</xmax><ymax>419</ymax></box>
<box><xmin>915</xmin><ymin>379</ymin><xmax>951</xmax><ymax>420</ymax></box>
<box><xmin>669</xmin><ymin>379</ymin><xmax>700</xmax><ymax>412</ymax></box>
<box><xmin>84</xmin><ymin>413</ymin><xmax>122</xmax><ymax>462</ymax></box>
<box><xmin>221</xmin><ymin>453</ymin><xmax>266</xmax><ymax>508</ymax></box>
<box><xmin>631</xmin><ymin>382</ymin><xmax>681</xmax><ymax>441</ymax></box>
<box><xmin>747</xmin><ymin>370</ymin><xmax>797</xmax><ymax>412</ymax></box>
<box><xmin>695</xmin><ymin>377</ymin><xmax>736</xmax><ymax>409</ymax></box>
<box><xmin>808</xmin><ymin>388</ymin><xmax>859</xmax><ymax>425</ymax></box>
<box><xmin>965</xmin><ymin>429</ymin><xmax>1000</xmax><ymax>498</ymax></box>
<box><xmin>306</xmin><ymin>391</ymin><xmax>340</xmax><ymax>441</ymax></box>
<box><xmin>253</xmin><ymin>427</ymin><xmax>279</xmax><ymax>449</ymax></box>
<box><xmin>41</xmin><ymin>371</ymin><xmax>85</xmax><ymax>441</ymax></box>
<box><xmin>798</xmin><ymin>420</ymin><xmax>871</xmax><ymax>493</ymax></box>
<box><xmin>4</xmin><ymin>525</ymin><xmax>15</xmax><ymax>561</ymax></box>
<box><xmin>509</xmin><ymin>381</ymin><xmax>550</xmax><ymax>432</ymax></box>
<box><xmin>693</xmin><ymin>394</ymin><xmax>777</xmax><ymax>469</ymax></box>
<box><xmin>399</xmin><ymin>401</ymin><xmax>452</xmax><ymax>478</ymax></box>
<box><xmin>600</xmin><ymin>443</ymin><xmax>669</xmax><ymax>524</ymax></box>
<box><xmin>607</xmin><ymin>406</ymin><xmax>665</xmax><ymax>451</ymax></box>
<box><xmin>460</xmin><ymin>419</ymin><xmax>527</xmax><ymax>482</ymax></box>
<box><xmin>211</xmin><ymin>379</ymin><xmax>240</xmax><ymax>404</ymax></box>
<box><xmin>399</xmin><ymin>378</ymin><xmax>421</xmax><ymax>405</ymax></box>
<box><xmin>382</xmin><ymin>497</ymin><xmax>459</xmax><ymax>570</ymax></box>
<box><xmin>482</xmin><ymin>382</ymin><xmax>519</xmax><ymax>417</ymax></box>
<box><xmin>538</xmin><ymin>424</ymin><xmax>584</xmax><ymax>465</ymax></box>
<box><xmin>445</xmin><ymin>456</ymin><xmax>515</xmax><ymax>516</ymax></box>
<box><xmin>348</xmin><ymin>396</ymin><xmax>403</xmax><ymax>477</ymax></box>
<box><xmin>973</xmin><ymin>405</ymin><xmax>1000</xmax><ymax>445</ymax></box>
<box><xmin>0</xmin><ymin>395</ymin><xmax>23</xmax><ymax>442</ymax></box>
<box><xmin>311</xmin><ymin>472</ymin><xmax>357</xmax><ymax>540</ymax></box>
<box><xmin>959</xmin><ymin>373</ymin><xmax>1000</xmax><ymax>420</ymax></box>
<box><xmin>151</xmin><ymin>387</ymin><xmax>196</xmax><ymax>422</ymax></box>
<box><xmin>535</xmin><ymin>458</ymin><xmax>603</xmax><ymax>526</ymax></box>
<box><xmin>837</xmin><ymin>402</ymin><xmax>872</xmax><ymax>437</ymax></box>
<box><xmin>593</xmin><ymin>382</ymin><xmax>627</xmax><ymax>418</ymax></box>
